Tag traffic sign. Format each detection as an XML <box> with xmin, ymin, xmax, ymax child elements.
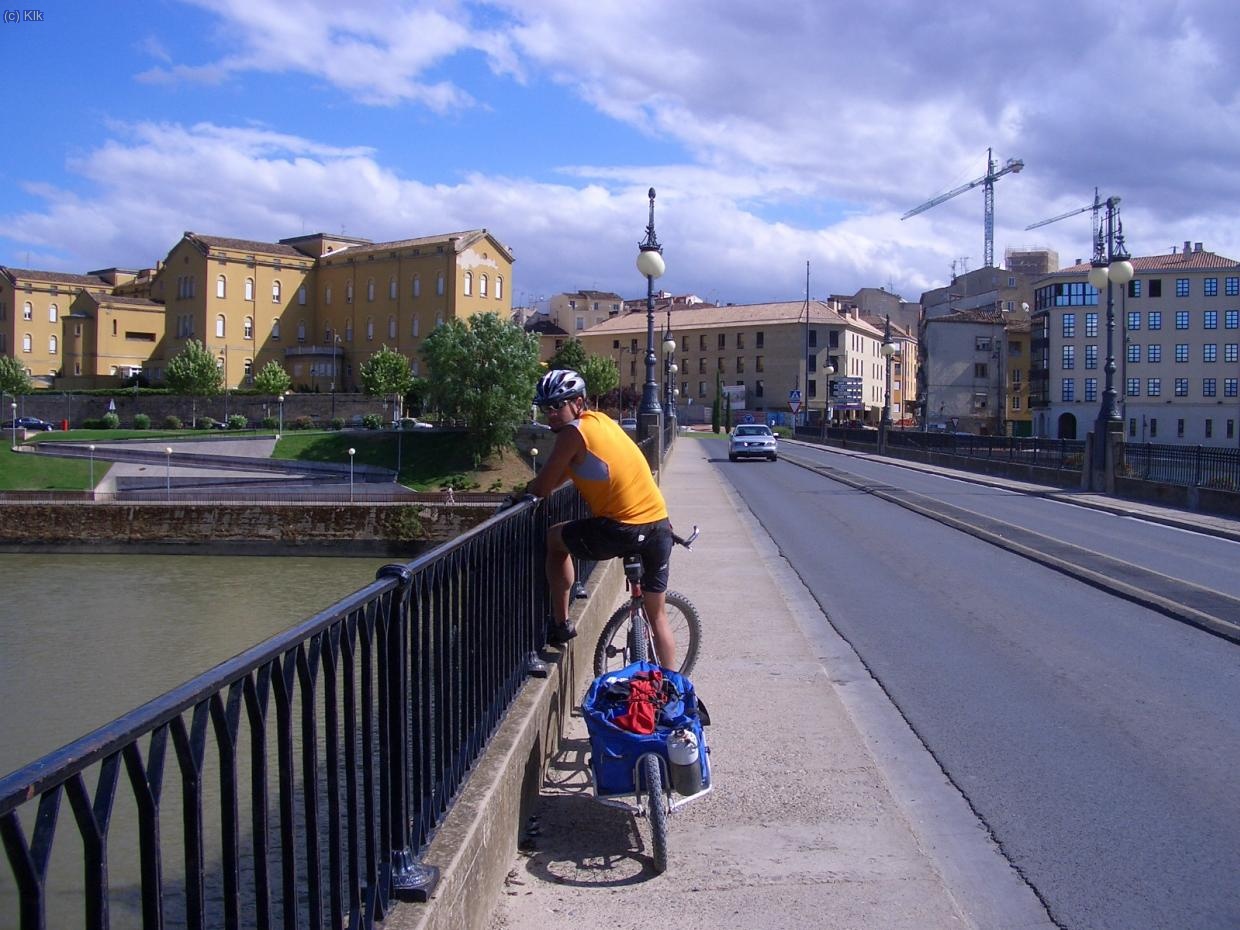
<box><xmin>788</xmin><ymin>389</ymin><xmax>802</xmax><ymax>414</ymax></box>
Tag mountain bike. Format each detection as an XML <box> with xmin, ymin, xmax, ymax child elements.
<box><xmin>591</xmin><ymin>526</ymin><xmax>702</xmax><ymax>678</ymax></box>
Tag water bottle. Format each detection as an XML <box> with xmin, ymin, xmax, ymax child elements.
<box><xmin>667</xmin><ymin>728</ymin><xmax>703</xmax><ymax>796</ymax></box>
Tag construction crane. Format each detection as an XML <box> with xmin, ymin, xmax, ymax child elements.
<box><xmin>1025</xmin><ymin>187</ymin><xmax>1102</xmax><ymax>233</ymax></box>
<box><xmin>901</xmin><ymin>147</ymin><xmax>1024</xmax><ymax>268</ymax></box>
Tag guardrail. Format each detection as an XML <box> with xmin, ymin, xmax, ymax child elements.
<box><xmin>1120</xmin><ymin>442</ymin><xmax>1240</xmax><ymax>490</ymax></box>
<box><xmin>0</xmin><ymin>484</ymin><xmax>593</xmax><ymax>930</ymax></box>
<box><xmin>885</xmin><ymin>432</ymin><xmax>1086</xmax><ymax>471</ymax></box>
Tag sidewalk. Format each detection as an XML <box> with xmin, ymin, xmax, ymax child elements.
<box><xmin>487</xmin><ymin>437</ymin><xmax>1053</xmax><ymax>930</ymax></box>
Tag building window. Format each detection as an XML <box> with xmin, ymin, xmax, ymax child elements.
<box><xmin>1205</xmin><ymin>277</ymin><xmax>1218</xmax><ymax>297</ymax></box>
<box><xmin>496</xmin><ymin>276</ymin><xmax>503</xmax><ymax>300</ymax></box>
<box><xmin>479</xmin><ymin>274</ymin><xmax>488</xmax><ymax>297</ymax></box>
<box><xmin>1226</xmin><ymin>277</ymin><xmax>1239</xmax><ymax>297</ymax></box>
<box><xmin>245</xmin><ymin>278</ymin><xmax>254</xmax><ymax>301</ymax></box>
<box><xmin>974</xmin><ymin>363</ymin><xmax>989</xmax><ymax>378</ymax></box>
<box><xmin>1204</xmin><ymin>344</ymin><xmax>1217</xmax><ymax>362</ymax></box>
<box><xmin>1227</xmin><ymin>309</ymin><xmax>1239</xmax><ymax>328</ymax></box>
<box><xmin>718</xmin><ymin>334</ymin><xmax>726</xmax><ymax>349</ymax></box>
<box><xmin>576</xmin><ymin>317</ymin><xmax>585</xmax><ymax>331</ymax></box>
<box><xmin>807</xmin><ymin>379</ymin><xmax>817</xmax><ymax>398</ymax></box>
<box><xmin>437</xmin><ymin>273</ymin><xmax>445</xmax><ymax>296</ymax></box>
<box><xmin>216</xmin><ymin>315</ymin><xmax>226</xmax><ymax>338</ymax></box>
<box><xmin>325</xmin><ymin>286</ymin><xmax>332</xmax><ymax>306</ymax></box>
<box><xmin>1176</xmin><ymin>278</ymin><xmax>1190</xmax><ymax>297</ymax></box>
<box><xmin>1126</xmin><ymin>343</ymin><xmax>1140</xmax><ymax>364</ymax></box>
<box><xmin>48</xmin><ymin>334</ymin><xmax>57</xmax><ymax>354</ymax></box>
<box><xmin>1084</xmin><ymin>378</ymin><xmax>1097</xmax><ymax>401</ymax></box>
<box><xmin>698</xmin><ymin>358</ymin><xmax>706</xmax><ymax>374</ymax></box>
<box><xmin>23</xmin><ymin>302</ymin><xmax>32</xmax><ymax>320</ymax></box>
<box><xmin>1084</xmin><ymin>312</ymin><xmax>1098</xmax><ymax>337</ymax></box>
<box><xmin>1011</xmin><ymin>396</ymin><xmax>1021</xmax><ymax>410</ymax></box>
<box><xmin>1150</xmin><ymin>418</ymin><xmax>1158</xmax><ymax>438</ymax></box>
<box><xmin>1226</xmin><ymin>344</ymin><xmax>1238</xmax><ymax>363</ymax></box>
<box><xmin>244</xmin><ymin>359</ymin><xmax>254</xmax><ymax>384</ymax></box>
<box><xmin>1206</xmin><ymin>419</ymin><xmax>1214</xmax><ymax>439</ymax></box>
<box><xmin>1126</xmin><ymin>377</ymin><xmax>1140</xmax><ymax>396</ymax></box>
<box><xmin>1177</xmin><ymin>419</ymin><xmax>1185</xmax><ymax>438</ymax></box>
<box><xmin>48</xmin><ymin>304</ymin><xmax>58</xmax><ymax>323</ymax></box>
<box><xmin>389</xmin><ymin>277</ymin><xmax>398</xmax><ymax>300</ymax></box>
<box><xmin>1203</xmin><ymin>378</ymin><xmax>1217</xmax><ymax>397</ymax></box>
<box><xmin>1062</xmin><ymin>314</ymin><xmax>1075</xmax><ymax>338</ymax></box>
<box><xmin>756</xmin><ymin>331</ymin><xmax>764</xmax><ymax>349</ymax></box>
<box><xmin>1147</xmin><ymin>344</ymin><xmax>1161</xmax><ymax>363</ymax></box>
<box><xmin>463</xmin><ymin>272</ymin><xmax>472</xmax><ymax>297</ymax></box>
<box><xmin>755</xmin><ymin>379</ymin><xmax>764</xmax><ymax>398</ymax></box>
<box><xmin>1147</xmin><ymin>378</ymin><xmax>1161</xmax><ymax>397</ymax></box>
<box><xmin>1149</xmin><ymin>279</ymin><xmax>1162</xmax><ymax>298</ymax></box>
<box><xmin>1126</xmin><ymin>311</ymin><xmax>1140</xmax><ymax>331</ymax></box>
<box><xmin>1204</xmin><ymin>310</ymin><xmax>1218</xmax><ymax>329</ymax></box>
<box><xmin>1175</xmin><ymin>378</ymin><xmax>1189</xmax><ymax>396</ymax></box>
<box><xmin>388</xmin><ymin>316</ymin><xmax>397</xmax><ymax>339</ymax></box>
<box><xmin>1176</xmin><ymin>311</ymin><xmax>1190</xmax><ymax>329</ymax></box>
<box><xmin>1147</xmin><ymin>311</ymin><xmax>1161</xmax><ymax>330</ymax></box>
<box><xmin>1225</xmin><ymin>378</ymin><xmax>1238</xmax><ymax>397</ymax></box>
<box><xmin>298</xmin><ymin>285</ymin><xmax>307</xmax><ymax>305</ymax></box>
<box><xmin>1128</xmin><ymin>280</ymin><xmax>1142</xmax><ymax>298</ymax></box>
<box><xmin>1063</xmin><ymin>345</ymin><xmax>1075</xmax><ymax>369</ymax></box>
<box><xmin>272</xmin><ymin>280</ymin><xmax>281</xmax><ymax>303</ymax></box>
<box><xmin>1085</xmin><ymin>344</ymin><xmax>1098</xmax><ymax>369</ymax></box>
<box><xmin>346</xmin><ymin>282</ymin><xmax>354</xmax><ymax>303</ymax></box>
<box><xmin>809</xmin><ymin>329</ymin><xmax>818</xmax><ymax>348</ymax></box>
<box><xmin>217</xmin><ymin>275</ymin><xmax>226</xmax><ymax>299</ymax></box>
<box><xmin>736</xmin><ymin>333</ymin><xmax>745</xmax><ymax>350</ymax></box>
<box><xmin>411</xmin><ymin>315</ymin><xmax>420</xmax><ymax>337</ymax></box>
<box><xmin>244</xmin><ymin>316</ymin><xmax>253</xmax><ymax>340</ymax></box>
<box><xmin>1061</xmin><ymin>378</ymin><xmax>1074</xmax><ymax>401</ymax></box>
<box><xmin>1176</xmin><ymin>343</ymin><xmax>1189</xmax><ymax>362</ymax></box>
<box><xmin>412</xmin><ymin>275</ymin><xmax>421</xmax><ymax>298</ymax></box>
<box><xmin>755</xmin><ymin>356</ymin><xmax>764</xmax><ymax>372</ymax></box>
<box><xmin>366</xmin><ymin>318</ymin><xmax>375</xmax><ymax>341</ymax></box>
<box><xmin>346</xmin><ymin>321</ymin><xmax>354</xmax><ymax>341</ymax></box>
<box><xmin>297</xmin><ymin>321</ymin><xmax>306</xmax><ymax>343</ymax></box>
<box><xmin>367</xmin><ymin>279</ymin><xmax>375</xmax><ymax>302</ymax></box>
<box><xmin>272</xmin><ymin>319</ymin><xmax>281</xmax><ymax>340</ymax></box>
<box><xmin>22</xmin><ymin>333</ymin><xmax>31</xmax><ymax>353</ymax></box>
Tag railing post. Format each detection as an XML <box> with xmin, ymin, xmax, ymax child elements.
<box><xmin>1195</xmin><ymin>446</ymin><xmax>1203</xmax><ymax>487</ymax></box>
<box><xmin>376</xmin><ymin>563</ymin><xmax>440</xmax><ymax>903</ymax></box>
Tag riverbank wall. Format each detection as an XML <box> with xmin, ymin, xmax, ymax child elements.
<box><xmin>0</xmin><ymin>502</ymin><xmax>494</xmax><ymax>555</ymax></box>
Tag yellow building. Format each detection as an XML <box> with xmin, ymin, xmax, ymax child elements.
<box><xmin>0</xmin><ymin>227</ymin><xmax>514</xmax><ymax>391</ymax></box>
<box><xmin>577</xmin><ymin>300</ymin><xmax>896</xmax><ymax>423</ymax></box>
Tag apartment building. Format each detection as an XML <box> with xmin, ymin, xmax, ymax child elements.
<box><xmin>549</xmin><ymin>290</ymin><xmax>624</xmax><ymax>334</ymax></box>
<box><xmin>1</xmin><ymin>227</ymin><xmax>514</xmax><ymax>391</ymax></box>
<box><xmin>577</xmin><ymin>300</ymin><xmax>893</xmax><ymax>423</ymax></box>
<box><xmin>1030</xmin><ymin>244</ymin><xmax>1240</xmax><ymax>446</ymax></box>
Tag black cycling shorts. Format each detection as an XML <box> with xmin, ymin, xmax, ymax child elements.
<box><xmin>560</xmin><ymin>517</ymin><xmax>674</xmax><ymax>593</ymax></box>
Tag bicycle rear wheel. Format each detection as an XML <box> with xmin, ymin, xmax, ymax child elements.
<box><xmin>642</xmin><ymin>755</ymin><xmax>669</xmax><ymax>873</ymax></box>
<box><xmin>593</xmin><ymin>591</ymin><xmax>702</xmax><ymax>678</ymax></box>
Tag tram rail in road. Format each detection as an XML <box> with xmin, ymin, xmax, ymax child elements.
<box><xmin>780</xmin><ymin>450</ymin><xmax>1240</xmax><ymax>646</ymax></box>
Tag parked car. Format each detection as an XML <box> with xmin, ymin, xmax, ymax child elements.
<box><xmin>729</xmin><ymin>424</ymin><xmax>778</xmax><ymax>462</ymax></box>
<box><xmin>620</xmin><ymin>417</ymin><xmax>638</xmax><ymax>430</ymax></box>
<box><xmin>1</xmin><ymin>416</ymin><xmax>56</xmax><ymax>432</ymax></box>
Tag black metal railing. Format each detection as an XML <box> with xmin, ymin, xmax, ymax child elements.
<box><xmin>885</xmin><ymin>432</ymin><xmax>1086</xmax><ymax>471</ymax></box>
<box><xmin>1120</xmin><ymin>443</ymin><xmax>1240</xmax><ymax>490</ymax></box>
<box><xmin>0</xmin><ymin>483</ymin><xmax>592</xmax><ymax>930</ymax></box>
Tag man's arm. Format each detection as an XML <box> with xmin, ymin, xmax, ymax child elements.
<box><xmin>523</xmin><ymin>426</ymin><xmax>584</xmax><ymax>498</ymax></box>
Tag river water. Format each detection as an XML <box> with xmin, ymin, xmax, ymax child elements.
<box><xmin>0</xmin><ymin>552</ymin><xmax>389</xmax><ymax>777</ymax></box>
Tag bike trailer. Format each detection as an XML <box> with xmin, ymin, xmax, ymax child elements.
<box><xmin>582</xmin><ymin>660</ymin><xmax>711</xmax><ymax>798</ymax></box>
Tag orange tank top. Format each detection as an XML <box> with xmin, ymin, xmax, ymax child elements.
<box><xmin>568</xmin><ymin>411</ymin><xmax>668</xmax><ymax>524</ymax></box>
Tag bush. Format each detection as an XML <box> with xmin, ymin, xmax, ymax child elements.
<box><xmin>163</xmin><ymin>415</ymin><xmax>182</xmax><ymax>430</ymax></box>
<box><xmin>292</xmin><ymin>415</ymin><xmax>314</xmax><ymax>430</ymax></box>
<box><xmin>330</xmin><ymin>417</ymin><xmax>345</xmax><ymax>431</ymax></box>
<box><xmin>261</xmin><ymin>415</ymin><xmax>277</xmax><ymax>430</ymax></box>
<box><xmin>226</xmin><ymin>414</ymin><xmax>247</xmax><ymax>430</ymax></box>
<box><xmin>362</xmin><ymin>413</ymin><xmax>384</xmax><ymax>430</ymax></box>
<box><xmin>133</xmin><ymin>413</ymin><xmax>150</xmax><ymax>430</ymax></box>
<box><xmin>101</xmin><ymin>412</ymin><xmax>120</xmax><ymax>430</ymax></box>
<box><xmin>196</xmin><ymin>417</ymin><xmax>219</xmax><ymax>430</ymax></box>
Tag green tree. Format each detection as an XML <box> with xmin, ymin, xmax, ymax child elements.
<box><xmin>421</xmin><ymin>312</ymin><xmax>542</xmax><ymax>463</ymax></box>
<box><xmin>579</xmin><ymin>354</ymin><xmax>619</xmax><ymax>408</ymax></box>
<box><xmin>711</xmin><ymin>370</ymin><xmax>722</xmax><ymax>433</ymax></box>
<box><xmin>253</xmin><ymin>360</ymin><xmax>292</xmax><ymax>397</ymax></box>
<box><xmin>548</xmin><ymin>337</ymin><xmax>588</xmax><ymax>373</ymax></box>
<box><xmin>0</xmin><ymin>356</ymin><xmax>33</xmax><ymax>396</ymax></box>
<box><xmin>359</xmin><ymin>345</ymin><xmax>415</xmax><ymax>421</ymax></box>
<box><xmin>165</xmin><ymin>339</ymin><xmax>222</xmax><ymax>426</ymax></box>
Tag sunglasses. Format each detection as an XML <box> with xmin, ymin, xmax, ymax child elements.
<box><xmin>539</xmin><ymin>398</ymin><xmax>576</xmax><ymax>411</ymax></box>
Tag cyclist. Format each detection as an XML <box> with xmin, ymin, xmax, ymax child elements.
<box><xmin>514</xmin><ymin>369</ymin><xmax>677</xmax><ymax>666</ymax></box>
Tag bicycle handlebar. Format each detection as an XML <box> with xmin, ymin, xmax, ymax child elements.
<box><xmin>672</xmin><ymin>525</ymin><xmax>699</xmax><ymax>550</ymax></box>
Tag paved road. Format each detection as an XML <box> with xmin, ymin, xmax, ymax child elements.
<box><xmin>717</xmin><ymin>444</ymin><xmax>1240</xmax><ymax>929</ymax></box>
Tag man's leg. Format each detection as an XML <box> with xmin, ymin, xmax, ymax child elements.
<box><xmin>644</xmin><ymin>591</ymin><xmax>676</xmax><ymax>669</ymax></box>
<box><xmin>546</xmin><ymin>522</ymin><xmax>574</xmax><ymax>624</ymax></box>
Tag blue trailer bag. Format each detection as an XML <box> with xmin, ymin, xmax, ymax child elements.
<box><xmin>582</xmin><ymin>661</ymin><xmax>710</xmax><ymax>797</ymax></box>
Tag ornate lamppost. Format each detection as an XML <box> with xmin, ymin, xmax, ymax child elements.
<box><xmin>880</xmin><ymin>315</ymin><xmax>896</xmax><ymax>452</ymax></box>
<box><xmin>1086</xmin><ymin>197</ymin><xmax>1133</xmax><ymax>490</ymax></box>
<box><xmin>662</xmin><ymin>305</ymin><xmax>677</xmax><ymax>421</ymax></box>
<box><xmin>636</xmin><ymin>187</ymin><xmax>665</xmax><ymax>467</ymax></box>
<box><xmin>822</xmin><ymin>362</ymin><xmax>835</xmax><ymax>440</ymax></box>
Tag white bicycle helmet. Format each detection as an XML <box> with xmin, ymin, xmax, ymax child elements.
<box><xmin>535</xmin><ymin>369</ymin><xmax>587</xmax><ymax>406</ymax></box>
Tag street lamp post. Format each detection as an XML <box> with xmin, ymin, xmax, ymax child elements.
<box><xmin>880</xmin><ymin>315</ymin><xmax>896</xmax><ymax>452</ymax></box>
<box><xmin>823</xmin><ymin>363</ymin><xmax>835</xmax><ymax>440</ymax></box>
<box><xmin>394</xmin><ymin>421</ymin><xmax>402</xmax><ymax>483</ymax></box>
<box><xmin>165</xmin><ymin>447</ymin><xmax>173</xmax><ymax>500</ymax></box>
<box><xmin>662</xmin><ymin>306</ymin><xmax>677</xmax><ymax>422</ymax></box>
<box><xmin>278</xmin><ymin>394</ymin><xmax>284</xmax><ymax>435</ymax></box>
<box><xmin>635</xmin><ymin>187</ymin><xmax>666</xmax><ymax>468</ymax></box>
<box><xmin>88</xmin><ymin>444</ymin><xmax>95</xmax><ymax>490</ymax></box>
<box><xmin>1087</xmin><ymin>197</ymin><xmax>1134</xmax><ymax>491</ymax></box>
<box><xmin>348</xmin><ymin>447</ymin><xmax>356</xmax><ymax>502</ymax></box>
<box><xmin>9</xmin><ymin>401</ymin><xmax>16</xmax><ymax>449</ymax></box>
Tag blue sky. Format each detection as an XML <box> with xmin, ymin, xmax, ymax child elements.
<box><xmin>3</xmin><ymin>0</ymin><xmax>1238</xmax><ymax>308</ymax></box>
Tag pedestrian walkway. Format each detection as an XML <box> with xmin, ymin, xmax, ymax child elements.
<box><xmin>488</xmin><ymin>437</ymin><xmax>1053</xmax><ymax>930</ymax></box>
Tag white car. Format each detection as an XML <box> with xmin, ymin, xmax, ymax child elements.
<box><xmin>729</xmin><ymin>424</ymin><xmax>778</xmax><ymax>462</ymax></box>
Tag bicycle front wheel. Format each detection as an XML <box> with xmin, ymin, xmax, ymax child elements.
<box><xmin>593</xmin><ymin>591</ymin><xmax>702</xmax><ymax>678</ymax></box>
<box><xmin>643</xmin><ymin>755</ymin><xmax>669</xmax><ymax>873</ymax></box>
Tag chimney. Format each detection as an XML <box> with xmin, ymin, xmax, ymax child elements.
<box><xmin>1184</xmin><ymin>240</ymin><xmax>1192</xmax><ymax>254</ymax></box>
<box><xmin>1194</xmin><ymin>242</ymin><xmax>1203</xmax><ymax>252</ymax></box>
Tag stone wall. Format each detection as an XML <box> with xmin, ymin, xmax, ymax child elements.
<box><xmin>0</xmin><ymin>501</ymin><xmax>495</xmax><ymax>555</ymax></box>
